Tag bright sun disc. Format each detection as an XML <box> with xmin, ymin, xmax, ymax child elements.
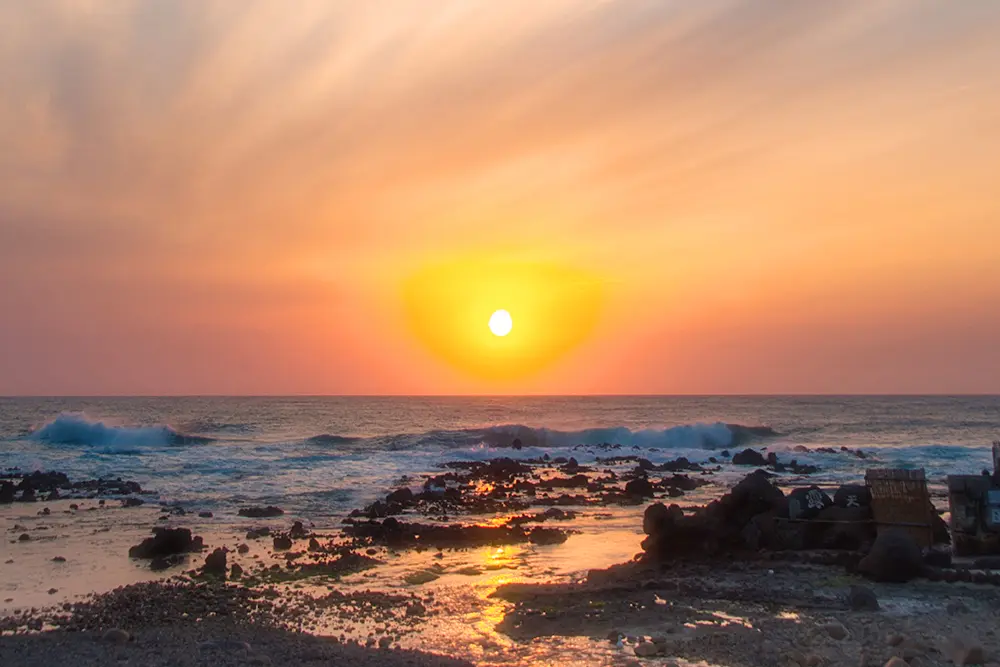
<box><xmin>489</xmin><ymin>309</ymin><xmax>513</xmax><ymax>337</ymax></box>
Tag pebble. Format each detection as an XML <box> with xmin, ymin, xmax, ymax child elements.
<box><xmin>47</xmin><ymin>588</ymin><xmax>58</xmax><ymax>595</ymax></box>
<box><xmin>633</xmin><ymin>641</ymin><xmax>659</xmax><ymax>657</ymax></box>
<box><xmin>102</xmin><ymin>628</ymin><xmax>131</xmax><ymax>644</ymax></box>
<box><xmin>942</xmin><ymin>636</ymin><xmax>986</xmax><ymax>666</ymax></box>
<box><xmin>884</xmin><ymin>658</ymin><xmax>908</xmax><ymax>667</ymax></box>
<box><xmin>18</xmin><ymin>533</ymin><xmax>30</xmax><ymax>542</ymax></box>
<box><xmin>52</xmin><ymin>556</ymin><xmax>67</xmax><ymax>562</ymax></box>
<box><xmin>847</xmin><ymin>585</ymin><xmax>879</xmax><ymax>611</ymax></box>
<box><xmin>198</xmin><ymin>511</ymin><xmax>214</xmax><ymax>518</ymax></box>
<box><xmin>823</xmin><ymin>622</ymin><xmax>848</xmax><ymax>640</ymax></box>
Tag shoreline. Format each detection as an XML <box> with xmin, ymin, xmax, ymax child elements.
<box><xmin>3</xmin><ymin>446</ymin><xmax>998</xmax><ymax>666</ymax></box>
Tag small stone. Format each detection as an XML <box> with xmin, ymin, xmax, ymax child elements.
<box><xmin>884</xmin><ymin>658</ymin><xmax>908</xmax><ymax>667</ymax></box>
<box><xmin>18</xmin><ymin>533</ymin><xmax>30</xmax><ymax>542</ymax></box>
<box><xmin>947</xmin><ymin>600</ymin><xmax>970</xmax><ymax>615</ymax></box>
<box><xmin>102</xmin><ymin>629</ymin><xmax>131</xmax><ymax>644</ymax></box>
<box><xmin>942</xmin><ymin>636</ymin><xmax>986</xmax><ymax>666</ymax></box>
<box><xmin>847</xmin><ymin>585</ymin><xmax>879</xmax><ymax>611</ymax></box>
<box><xmin>237</xmin><ymin>543</ymin><xmax>250</xmax><ymax>554</ymax></box>
<box><xmin>634</xmin><ymin>641</ymin><xmax>659</xmax><ymax>657</ymax></box>
<box><xmin>52</xmin><ymin>556</ymin><xmax>67</xmax><ymax>562</ymax></box>
<box><xmin>886</xmin><ymin>634</ymin><xmax>906</xmax><ymax>647</ymax></box>
<box><xmin>607</xmin><ymin>630</ymin><xmax>622</xmax><ymax>644</ymax></box>
<box><xmin>198</xmin><ymin>511</ymin><xmax>213</xmax><ymax>518</ymax></box>
<box><xmin>823</xmin><ymin>622</ymin><xmax>848</xmax><ymax>640</ymax></box>
<box><xmin>47</xmin><ymin>588</ymin><xmax>58</xmax><ymax>594</ymax></box>
<box><xmin>378</xmin><ymin>636</ymin><xmax>392</xmax><ymax>649</ymax></box>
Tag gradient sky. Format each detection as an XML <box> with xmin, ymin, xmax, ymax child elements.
<box><xmin>2</xmin><ymin>1</ymin><xmax>1000</xmax><ymax>395</ymax></box>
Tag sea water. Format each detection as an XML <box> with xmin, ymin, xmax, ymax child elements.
<box><xmin>2</xmin><ymin>395</ymin><xmax>996</xmax><ymax>516</ymax></box>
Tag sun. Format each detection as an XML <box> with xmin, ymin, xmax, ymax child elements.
<box><xmin>488</xmin><ymin>309</ymin><xmax>513</xmax><ymax>337</ymax></box>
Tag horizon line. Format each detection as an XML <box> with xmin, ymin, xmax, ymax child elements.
<box><xmin>2</xmin><ymin>393</ymin><xmax>999</xmax><ymax>399</ymax></box>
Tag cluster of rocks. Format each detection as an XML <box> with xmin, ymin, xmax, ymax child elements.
<box><xmin>348</xmin><ymin>456</ymin><xmax>715</xmax><ymax>525</ymax></box>
<box><xmin>343</xmin><ymin>516</ymin><xmax>572</xmax><ymax>549</ymax></box>
<box><xmin>128</xmin><ymin>527</ymin><xmax>206</xmax><ymax>571</ymax></box>
<box><xmin>729</xmin><ymin>448</ymin><xmax>820</xmax><ymax>475</ymax></box>
<box><xmin>1</xmin><ymin>470</ymin><xmax>143</xmax><ymax>503</ymax></box>
<box><xmin>642</xmin><ymin>471</ymin><xmax>949</xmax><ymax>583</ymax></box>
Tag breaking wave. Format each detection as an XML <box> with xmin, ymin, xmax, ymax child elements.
<box><xmin>306</xmin><ymin>422</ymin><xmax>778</xmax><ymax>451</ymax></box>
<box><xmin>30</xmin><ymin>413</ymin><xmax>213</xmax><ymax>449</ymax></box>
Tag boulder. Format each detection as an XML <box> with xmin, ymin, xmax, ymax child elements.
<box><xmin>624</xmin><ymin>477</ymin><xmax>655</xmax><ymax>498</ymax></box>
<box><xmin>833</xmin><ymin>484</ymin><xmax>871</xmax><ymax>508</ymax></box>
<box><xmin>238</xmin><ymin>506</ymin><xmax>284</xmax><ymax>518</ymax></box>
<box><xmin>787</xmin><ymin>486</ymin><xmax>832</xmax><ymax>520</ymax></box>
<box><xmin>272</xmin><ymin>535</ymin><xmax>293</xmax><ymax>550</ymax></box>
<box><xmin>857</xmin><ymin>529</ymin><xmax>924</xmax><ymax>583</ymax></box>
<box><xmin>0</xmin><ymin>482</ymin><xmax>14</xmax><ymax>504</ymax></box>
<box><xmin>386</xmin><ymin>488</ymin><xmax>414</xmax><ymax>505</ymax></box>
<box><xmin>814</xmin><ymin>505</ymin><xmax>874</xmax><ymax>550</ymax></box>
<box><xmin>128</xmin><ymin>527</ymin><xmax>204</xmax><ymax>559</ymax></box>
<box><xmin>202</xmin><ymin>548</ymin><xmax>228</xmax><ymax>576</ymax></box>
<box><xmin>732</xmin><ymin>449</ymin><xmax>767</xmax><ymax>466</ymax></box>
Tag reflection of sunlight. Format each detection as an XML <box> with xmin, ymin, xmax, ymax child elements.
<box><xmin>776</xmin><ymin>611</ymin><xmax>801</xmax><ymax>622</ymax></box>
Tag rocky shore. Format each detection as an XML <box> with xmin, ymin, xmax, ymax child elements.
<box><xmin>5</xmin><ymin>445</ymin><xmax>999</xmax><ymax>666</ymax></box>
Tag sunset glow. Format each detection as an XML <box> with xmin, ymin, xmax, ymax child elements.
<box><xmin>1</xmin><ymin>1</ymin><xmax>999</xmax><ymax>395</ymax></box>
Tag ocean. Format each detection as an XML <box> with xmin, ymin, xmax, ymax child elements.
<box><xmin>2</xmin><ymin>395</ymin><xmax>997</xmax><ymax>518</ymax></box>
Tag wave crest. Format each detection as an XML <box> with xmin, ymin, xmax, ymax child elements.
<box><xmin>306</xmin><ymin>422</ymin><xmax>777</xmax><ymax>451</ymax></box>
<box><xmin>31</xmin><ymin>413</ymin><xmax>213</xmax><ymax>449</ymax></box>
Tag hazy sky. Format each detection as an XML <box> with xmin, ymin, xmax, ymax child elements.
<box><xmin>2</xmin><ymin>0</ymin><xmax>999</xmax><ymax>395</ymax></box>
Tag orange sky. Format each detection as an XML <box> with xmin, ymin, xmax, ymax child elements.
<box><xmin>1</xmin><ymin>1</ymin><xmax>999</xmax><ymax>395</ymax></box>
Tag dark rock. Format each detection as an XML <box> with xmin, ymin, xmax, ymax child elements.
<box><xmin>833</xmin><ymin>484</ymin><xmax>871</xmax><ymax>508</ymax></box>
<box><xmin>787</xmin><ymin>486</ymin><xmax>832</xmax><ymax>520</ymax></box>
<box><xmin>273</xmin><ymin>535</ymin><xmax>293</xmax><ymax>550</ymax></box>
<box><xmin>857</xmin><ymin>529</ymin><xmax>924</xmax><ymax>583</ymax></box>
<box><xmin>766</xmin><ymin>452</ymin><xmax>778</xmax><ymax>466</ymax></box>
<box><xmin>386</xmin><ymin>487</ymin><xmax>414</xmax><ymax>505</ymax></box>
<box><xmin>528</xmin><ymin>527</ymin><xmax>569</xmax><ymax>545</ymax></box>
<box><xmin>0</xmin><ymin>483</ymin><xmax>15</xmax><ymax>504</ymax></box>
<box><xmin>237</xmin><ymin>506</ymin><xmax>284</xmax><ymax>518</ymax></box>
<box><xmin>230</xmin><ymin>563</ymin><xmax>244</xmax><ymax>579</ymax></box>
<box><xmin>52</xmin><ymin>556</ymin><xmax>67</xmax><ymax>563</ymax></box>
<box><xmin>308</xmin><ymin>537</ymin><xmax>322</xmax><ymax>551</ymax></box>
<box><xmin>198</xmin><ymin>511</ymin><xmax>214</xmax><ymax>518</ymax></box>
<box><xmin>17</xmin><ymin>488</ymin><xmax>36</xmax><ymax>502</ymax></box>
<box><xmin>122</xmin><ymin>497</ymin><xmax>144</xmax><ymax>508</ymax></box>
<box><xmin>202</xmin><ymin>548</ymin><xmax>228</xmax><ymax>576</ymax></box>
<box><xmin>17</xmin><ymin>471</ymin><xmax>70</xmax><ymax>493</ymax></box>
<box><xmin>149</xmin><ymin>554</ymin><xmax>185</xmax><ymax>571</ymax></box>
<box><xmin>246</xmin><ymin>527</ymin><xmax>270</xmax><ymax>539</ymax></box>
<box><xmin>18</xmin><ymin>533</ymin><xmax>30</xmax><ymax>542</ymax></box>
<box><xmin>289</xmin><ymin>521</ymin><xmax>308</xmax><ymax>539</ymax></box>
<box><xmin>237</xmin><ymin>543</ymin><xmax>250</xmax><ymax>554</ymax></box>
<box><xmin>925</xmin><ymin>546</ymin><xmax>952</xmax><ymax>568</ymax></box>
<box><xmin>624</xmin><ymin>477</ymin><xmax>654</xmax><ymax>498</ymax></box>
<box><xmin>128</xmin><ymin>527</ymin><xmax>204</xmax><ymax>559</ymax></box>
<box><xmin>847</xmin><ymin>585</ymin><xmax>879</xmax><ymax>611</ymax></box>
<box><xmin>815</xmin><ymin>505</ymin><xmax>874</xmax><ymax>550</ymax></box>
<box><xmin>511</xmin><ymin>438</ymin><xmax>523</xmax><ymax>450</ymax></box>
<box><xmin>732</xmin><ymin>449</ymin><xmax>767</xmax><ymax>466</ymax></box>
